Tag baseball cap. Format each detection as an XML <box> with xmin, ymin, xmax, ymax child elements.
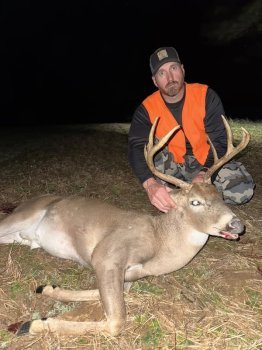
<box><xmin>150</xmin><ymin>47</ymin><xmax>181</xmax><ymax>75</ymax></box>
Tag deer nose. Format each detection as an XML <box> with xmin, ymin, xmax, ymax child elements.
<box><xmin>228</xmin><ymin>218</ymin><xmax>245</xmax><ymax>235</ymax></box>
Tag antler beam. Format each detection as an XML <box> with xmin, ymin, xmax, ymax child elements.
<box><xmin>144</xmin><ymin>117</ymin><xmax>192</xmax><ymax>190</ymax></box>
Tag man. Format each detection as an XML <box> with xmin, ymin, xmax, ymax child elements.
<box><xmin>128</xmin><ymin>47</ymin><xmax>254</xmax><ymax>212</ymax></box>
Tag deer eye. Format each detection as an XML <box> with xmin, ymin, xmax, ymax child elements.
<box><xmin>191</xmin><ymin>200</ymin><xmax>201</xmax><ymax>206</ymax></box>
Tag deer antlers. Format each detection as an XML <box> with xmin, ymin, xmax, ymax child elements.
<box><xmin>144</xmin><ymin>115</ymin><xmax>250</xmax><ymax>188</ymax></box>
<box><xmin>204</xmin><ymin>115</ymin><xmax>250</xmax><ymax>182</ymax></box>
<box><xmin>144</xmin><ymin>117</ymin><xmax>192</xmax><ymax>190</ymax></box>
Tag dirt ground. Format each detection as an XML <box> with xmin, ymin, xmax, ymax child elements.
<box><xmin>0</xmin><ymin>122</ymin><xmax>261</xmax><ymax>349</ymax></box>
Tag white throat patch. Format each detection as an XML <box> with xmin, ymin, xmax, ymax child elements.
<box><xmin>188</xmin><ymin>229</ymin><xmax>209</xmax><ymax>246</ymax></box>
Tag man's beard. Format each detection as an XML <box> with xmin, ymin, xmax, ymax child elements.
<box><xmin>165</xmin><ymin>81</ymin><xmax>182</xmax><ymax>96</ymax></box>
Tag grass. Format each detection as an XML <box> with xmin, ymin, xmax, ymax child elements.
<box><xmin>132</xmin><ymin>281</ymin><xmax>165</xmax><ymax>296</ymax></box>
<box><xmin>0</xmin><ymin>120</ymin><xmax>261</xmax><ymax>349</ymax></box>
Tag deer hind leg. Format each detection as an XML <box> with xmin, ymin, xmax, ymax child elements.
<box><xmin>0</xmin><ymin>208</ymin><xmax>47</xmax><ymax>247</ymax></box>
<box><xmin>0</xmin><ymin>195</ymin><xmax>62</xmax><ymax>243</ymax></box>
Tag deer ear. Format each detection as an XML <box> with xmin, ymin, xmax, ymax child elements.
<box><xmin>169</xmin><ymin>188</ymin><xmax>184</xmax><ymax>201</ymax></box>
<box><xmin>169</xmin><ymin>186</ymin><xmax>192</xmax><ymax>197</ymax></box>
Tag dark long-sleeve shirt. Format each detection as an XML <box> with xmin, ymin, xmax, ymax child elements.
<box><xmin>128</xmin><ymin>87</ymin><xmax>227</xmax><ymax>184</ymax></box>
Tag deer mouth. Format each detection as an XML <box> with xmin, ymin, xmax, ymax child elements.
<box><xmin>218</xmin><ymin>231</ymin><xmax>239</xmax><ymax>240</ymax></box>
<box><xmin>218</xmin><ymin>218</ymin><xmax>245</xmax><ymax>240</ymax></box>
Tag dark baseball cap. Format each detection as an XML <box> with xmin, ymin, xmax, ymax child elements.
<box><xmin>150</xmin><ymin>47</ymin><xmax>181</xmax><ymax>75</ymax></box>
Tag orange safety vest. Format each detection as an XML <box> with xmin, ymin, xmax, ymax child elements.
<box><xmin>142</xmin><ymin>83</ymin><xmax>210</xmax><ymax>165</ymax></box>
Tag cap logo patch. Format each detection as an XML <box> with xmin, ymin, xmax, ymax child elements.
<box><xmin>157</xmin><ymin>49</ymin><xmax>168</xmax><ymax>61</ymax></box>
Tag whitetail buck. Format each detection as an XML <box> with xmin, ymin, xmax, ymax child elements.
<box><xmin>0</xmin><ymin>115</ymin><xmax>250</xmax><ymax>336</ymax></box>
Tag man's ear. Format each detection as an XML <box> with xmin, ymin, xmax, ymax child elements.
<box><xmin>152</xmin><ymin>76</ymin><xmax>158</xmax><ymax>88</ymax></box>
<box><xmin>181</xmin><ymin>64</ymin><xmax>185</xmax><ymax>77</ymax></box>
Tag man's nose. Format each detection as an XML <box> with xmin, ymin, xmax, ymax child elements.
<box><xmin>167</xmin><ymin>72</ymin><xmax>173</xmax><ymax>81</ymax></box>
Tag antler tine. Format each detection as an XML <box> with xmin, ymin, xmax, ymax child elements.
<box><xmin>144</xmin><ymin>117</ymin><xmax>192</xmax><ymax>190</ymax></box>
<box><xmin>207</xmin><ymin>135</ymin><xmax>219</xmax><ymax>163</ymax></box>
<box><xmin>204</xmin><ymin>115</ymin><xmax>251</xmax><ymax>182</ymax></box>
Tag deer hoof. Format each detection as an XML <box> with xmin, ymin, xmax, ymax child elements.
<box><xmin>8</xmin><ymin>321</ymin><xmax>31</xmax><ymax>335</ymax></box>
<box><xmin>35</xmin><ymin>285</ymin><xmax>58</xmax><ymax>293</ymax></box>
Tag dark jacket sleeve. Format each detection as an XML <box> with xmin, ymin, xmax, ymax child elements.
<box><xmin>128</xmin><ymin>104</ymin><xmax>153</xmax><ymax>183</ymax></box>
<box><xmin>203</xmin><ymin>88</ymin><xmax>227</xmax><ymax>168</ymax></box>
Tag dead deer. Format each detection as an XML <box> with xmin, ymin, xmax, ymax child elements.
<box><xmin>0</xmin><ymin>115</ymin><xmax>250</xmax><ymax>337</ymax></box>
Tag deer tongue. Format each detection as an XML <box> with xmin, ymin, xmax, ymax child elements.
<box><xmin>219</xmin><ymin>231</ymin><xmax>239</xmax><ymax>240</ymax></box>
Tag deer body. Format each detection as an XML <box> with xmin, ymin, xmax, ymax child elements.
<box><xmin>0</xmin><ymin>115</ymin><xmax>249</xmax><ymax>336</ymax></box>
<box><xmin>0</xmin><ymin>184</ymin><xmax>242</xmax><ymax>336</ymax></box>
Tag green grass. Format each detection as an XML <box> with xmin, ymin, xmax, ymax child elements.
<box><xmin>9</xmin><ymin>281</ymin><xmax>24</xmax><ymax>299</ymax></box>
<box><xmin>132</xmin><ymin>281</ymin><xmax>165</xmax><ymax>295</ymax></box>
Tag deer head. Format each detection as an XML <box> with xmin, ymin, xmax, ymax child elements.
<box><xmin>144</xmin><ymin>115</ymin><xmax>250</xmax><ymax>240</ymax></box>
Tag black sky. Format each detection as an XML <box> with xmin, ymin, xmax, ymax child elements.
<box><xmin>0</xmin><ymin>0</ymin><xmax>261</xmax><ymax>124</ymax></box>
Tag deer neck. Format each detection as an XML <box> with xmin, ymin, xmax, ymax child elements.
<box><xmin>151</xmin><ymin>209</ymin><xmax>209</xmax><ymax>272</ymax></box>
<box><xmin>155</xmin><ymin>208</ymin><xmax>208</xmax><ymax>244</ymax></box>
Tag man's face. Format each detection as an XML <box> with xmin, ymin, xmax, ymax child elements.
<box><xmin>152</xmin><ymin>62</ymin><xmax>185</xmax><ymax>98</ymax></box>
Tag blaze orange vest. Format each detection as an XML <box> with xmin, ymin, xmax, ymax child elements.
<box><xmin>142</xmin><ymin>83</ymin><xmax>210</xmax><ymax>165</ymax></box>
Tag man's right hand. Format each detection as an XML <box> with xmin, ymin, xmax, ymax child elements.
<box><xmin>143</xmin><ymin>178</ymin><xmax>177</xmax><ymax>213</ymax></box>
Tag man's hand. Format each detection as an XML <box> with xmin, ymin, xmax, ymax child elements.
<box><xmin>143</xmin><ymin>178</ymin><xmax>176</xmax><ymax>213</ymax></box>
<box><xmin>192</xmin><ymin>170</ymin><xmax>207</xmax><ymax>184</ymax></box>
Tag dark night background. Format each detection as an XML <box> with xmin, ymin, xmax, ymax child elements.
<box><xmin>0</xmin><ymin>0</ymin><xmax>261</xmax><ymax>125</ymax></box>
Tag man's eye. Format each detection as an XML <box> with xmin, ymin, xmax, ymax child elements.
<box><xmin>191</xmin><ymin>200</ymin><xmax>201</xmax><ymax>206</ymax></box>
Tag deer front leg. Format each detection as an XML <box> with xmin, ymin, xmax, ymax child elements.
<box><xmin>8</xmin><ymin>285</ymin><xmax>107</xmax><ymax>336</ymax></box>
<box><xmin>8</xmin><ymin>269</ymin><xmax>125</xmax><ymax>336</ymax></box>
<box><xmin>9</xmin><ymin>279</ymin><xmax>117</xmax><ymax>336</ymax></box>
<box><xmin>35</xmin><ymin>283</ymin><xmax>132</xmax><ymax>301</ymax></box>
<box><xmin>35</xmin><ymin>285</ymin><xmax>100</xmax><ymax>301</ymax></box>
<box><xmin>12</xmin><ymin>318</ymin><xmax>108</xmax><ymax>336</ymax></box>
<box><xmin>94</xmin><ymin>263</ymin><xmax>127</xmax><ymax>336</ymax></box>
<box><xmin>11</xmin><ymin>265</ymin><xmax>127</xmax><ymax>336</ymax></box>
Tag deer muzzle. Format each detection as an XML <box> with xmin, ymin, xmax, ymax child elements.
<box><xmin>220</xmin><ymin>218</ymin><xmax>245</xmax><ymax>240</ymax></box>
